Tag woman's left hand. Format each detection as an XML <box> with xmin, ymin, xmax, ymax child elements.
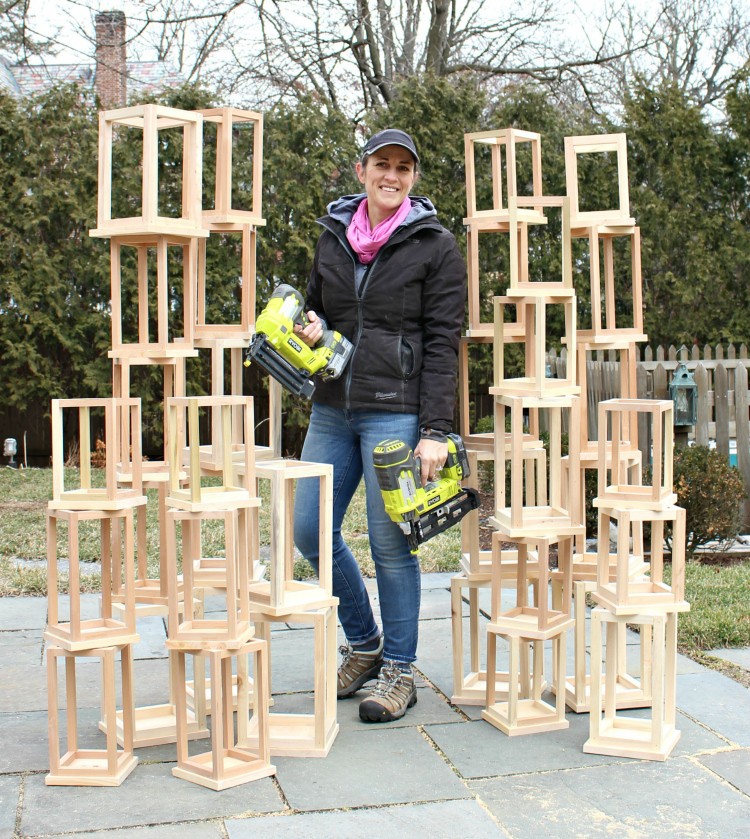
<box><xmin>414</xmin><ymin>438</ymin><xmax>448</xmax><ymax>487</ymax></box>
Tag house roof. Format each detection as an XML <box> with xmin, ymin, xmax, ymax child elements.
<box><xmin>0</xmin><ymin>56</ymin><xmax>183</xmax><ymax>99</ymax></box>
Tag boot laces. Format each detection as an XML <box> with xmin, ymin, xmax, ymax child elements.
<box><xmin>371</xmin><ymin>663</ymin><xmax>407</xmax><ymax>697</ymax></box>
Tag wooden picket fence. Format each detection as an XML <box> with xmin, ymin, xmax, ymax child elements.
<box><xmin>546</xmin><ymin>343</ymin><xmax>750</xmax><ymax>523</ymax></box>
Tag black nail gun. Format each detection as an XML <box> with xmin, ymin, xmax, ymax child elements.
<box><xmin>244</xmin><ymin>284</ymin><xmax>353</xmax><ymax>399</ymax></box>
<box><xmin>373</xmin><ymin>433</ymin><xmax>480</xmax><ymax>554</ymax></box>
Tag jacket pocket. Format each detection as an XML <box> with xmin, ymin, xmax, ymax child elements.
<box><xmin>399</xmin><ymin>336</ymin><xmax>422</xmax><ymax>379</ymax></box>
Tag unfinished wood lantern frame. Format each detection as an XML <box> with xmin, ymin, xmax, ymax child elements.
<box><xmin>564</xmin><ymin>133</ymin><xmax>635</xmax><ymax>230</ymax></box>
<box><xmin>573</xmin><ymin>227</ymin><xmax>646</xmax><ymax>343</ymax></box>
<box><xmin>50</xmin><ymin>398</ymin><xmax>145</xmax><ymax>512</ymax></box>
<box><xmin>244</xmin><ymin>604</ymin><xmax>339</xmax><ymax>757</ymax></box>
<box><xmin>491</xmin><ymin>294</ymin><xmax>579</xmax><ymax>398</ymax></box>
<box><xmin>450</xmin><ymin>539</ymin><xmax>542</xmax><ymax>706</ymax></box>
<box><xmin>248</xmin><ymin>459</ymin><xmax>336</xmax><ymax>616</ymax></box>
<box><xmin>464</xmin><ymin>127</ymin><xmax>544</xmax><ymax>223</ymax></box>
<box><xmin>464</xmin><ymin>221</ymin><xmax>525</xmax><ymax>337</ymax></box>
<box><xmin>195</xmin><ymin>225</ymin><xmax>258</xmax><ymax>340</ymax></box>
<box><xmin>491</xmin><ymin>394</ymin><xmax>582</xmax><ymax>538</ymax></box>
<box><xmin>113</xmin><ymin>356</ymin><xmax>187</xmax><ymax>483</ymax></box>
<box><xmin>46</xmin><ymin>644</ymin><xmax>137</xmax><ymax>786</ymax></box>
<box><xmin>99</xmin><ymin>648</ymin><xmax>209</xmax><ymax>749</ymax></box>
<box><xmin>556</xmin><ymin>579</ymin><xmax>652</xmax><ymax>714</ymax></box>
<box><xmin>584</xmin><ymin>608</ymin><xmax>680</xmax><ymax>761</ymax></box>
<box><xmin>167</xmin><ymin>395</ymin><xmax>258</xmax><ymax>512</ymax></box>
<box><xmin>595</xmin><ymin>398</ymin><xmax>677</xmax><ymax>511</ymax></box>
<box><xmin>45</xmin><ymin>507</ymin><xmax>141</xmax><ymax>652</ymax></box>
<box><xmin>576</xmin><ymin>341</ymin><xmax>640</xmax><ymax>461</ymax></box>
<box><xmin>201</xmin><ymin>107</ymin><xmax>264</xmax><ymax>226</ymax></box>
<box><xmin>482</xmin><ymin>617</ymin><xmax>572</xmax><ymax>737</ymax></box>
<box><xmin>507</xmin><ymin>196</ymin><xmax>573</xmax><ymax>294</ymax></box>
<box><xmin>490</xmin><ymin>535</ymin><xmax>574</xmax><ymax>636</ymax></box>
<box><xmin>91</xmin><ymin>104</ymin><xmax>206</xmax><ymax>239</ymax></box>
<box><xmin>193</xmin><ymin>338</ymin><xmax>281</xmax><ymax>468</ymax></box>
<box><xmin>108</xmin><ymin>234</ymin><xmax>198</xmax><ymax>360</ymax></box>
<box><xmin>172</xmin><ymin>638</ymin><xmax>275</xmax><ymax>790</ymax></box>
<box><xmin>165</xmin><ymin>505</ymin><xmax>257</xmax><ymax>650</ymax></box>
<box><xmin>562</xmin><ymin>453</ymin><xmax>647</xmax><ymax>582</ymax></box>
<box><xmin>594</xmin><ymin>504</ymin><xmax>689</xmax><ymax>616</ymax></box>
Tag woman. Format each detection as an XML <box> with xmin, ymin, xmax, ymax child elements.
<box><xmin>293</xmin><ymin>128</ymin><xmax>466</xmax><ymax>722</ymax></box>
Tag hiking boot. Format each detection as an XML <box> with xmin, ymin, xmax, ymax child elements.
<box><xmin>358</xmin><ymin>661</ymin><xmax>417</xmax><ymax>723</ymax></box>
<box><xmin>337</xmin><ymin>636</ymin><xmax>384</xmax><ymax>698</ymax></box>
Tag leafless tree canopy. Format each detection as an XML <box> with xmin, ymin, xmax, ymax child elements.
<box><xmin>5</xmin><ymin>1</ymin><xmax>750</xmax><ymax>117</ymax></box>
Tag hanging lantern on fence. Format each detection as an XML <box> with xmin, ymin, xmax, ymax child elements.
<box><xmin>668</xmin><ymin>363</ymin><xmax>698</xmax><ymax>427</ymax></box>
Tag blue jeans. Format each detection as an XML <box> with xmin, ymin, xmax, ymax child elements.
<box><xmin>293</xmin><ymin>403</ymin><xmax>421</xmax><ymax>664</ymax></box>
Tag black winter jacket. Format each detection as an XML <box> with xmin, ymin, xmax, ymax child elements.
<box><xmin>305</xmin><ymin>194</ymin><xmax>466</xmax><ymax>435</ymax></box>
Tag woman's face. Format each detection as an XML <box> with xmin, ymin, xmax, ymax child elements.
<box><xmin>356</xmin><ymin>145</ymin><xmax>417</xmax><ymax>226</ymax></box>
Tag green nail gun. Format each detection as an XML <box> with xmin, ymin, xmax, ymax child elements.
<box><xmin>373</xmin><ymin>433</ymin><xmax>480</xmax><ymax>553</ymax></box>
<box><xmin>245</xmin><ymin>284</ymin><xmax>353</xmax><ymax>399</ymax></box>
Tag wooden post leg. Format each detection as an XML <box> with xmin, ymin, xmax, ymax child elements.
<box><xmin>174</xmin><ymin>651</ymin><xmax>189</xmax><ymax>765</ymax></box>
<box><xmin>651</xmin><ymin>615</ymin><xmax>666</xmax><ymax>753</ymax></box>
<box><xmin>573</xmin><ymin>581</ymin><xmax>587</xmax><ymax>708</ymax></box>
<box><xmin>589</xmin><ymin>611</ymin><xmax>603</xmax><ymax>741</ymax></box>
<box><xmin>450</xmin><ymin>577</ymin><xmax>464</xmax><ymax>697</ymax></box>
<box><xmin>555</xmin><ymin>630</ymin><xmax>567</xmax><ymax>723</ymax></box>
<box><xmin>485</xmin><ymin>629</ymin><xmax>497</xmax><ymax>708</ymax></box>
<box><xmin>47</xmin><ymin>648</ymin><xmax>62</xmax><ymax>772</ymax></box>
<box><xmin>508</xmin><ymin>635</ymin><xmax>519</xmax><ymax>728</ymax></box>
<box><xmin>103</xmin><ymin>649</ymin><xmax>118</xmax><ymax>774</ymax></box>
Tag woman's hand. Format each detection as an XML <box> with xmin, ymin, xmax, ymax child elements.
<box><xmin>414</xmin><ymin>438</ymin><xmax>448</xmax><ymax>487</ymax></box>
<box><xmin>293</xmin><ymin>310</ymin><xmax>324</xmax><ymax>347</ymax></box>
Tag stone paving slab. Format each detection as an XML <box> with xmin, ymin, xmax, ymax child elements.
<box><xmin>0</xmin><ymin>663</ymin><xmax>46</xmax><ymax>713</ymax></box>
<box><xmin>676</xmin><ymin>671</ymin><xmax>750</xmax><ymax>746</ymax></box>
<box><xmin>272</xmin><ymin>726</ymin><xmax>471</xmax><ymax>811</ymax></box>
<box><xmin>130</xmin><ymin>615</ymin><xmax>168</xmax><ymax>660</ymax></box>
<box><xmin>468</xmin><ymin>756</ymin><xmax>750</xmax><ymax>838</ymax></box>
<box><xmin>0</xmin><ymin>775</ymin><xmax>19</xmax><ymax>839</ymax></box>
<box><xmin>0</xmin><ymin>628</ymin><xmax>44</xmax><ymax>667</ymax></box>
<box><xmin>20</xmin><ymin>763</ymin><xmax>284</xmax><ymax>836</ymax></box>
<box><xmin>0</xmin><ymin>595</ymin><xmax>47</xmax><ymax>631</ymax></box>
<box><xmin>425</xmin><ymin>705</ymin><xmax>725</xmax><ymax>780</ymax></box>
<box><xmin>53</xmin><ymin>824</ymin><xmax>225</xmax><ymax>839</ymax></box>
<box><xmin>707</xmin><ymin>647</ymin><xmax>750</xmax><ymax>669</ymax></box>
<box><xmin>0</xmin><ymin>710</ymin><xmax>54</xmax><ymax>773</ymax></box>
<box><xmin>225</xmin><ymin>798</ymin><xmax>507</xmax><ymax>838</ymax></box>
<box><xmin>698</xmin><ymin>748</ymin><xmax>750</xmax><ymax>796</ymax></box>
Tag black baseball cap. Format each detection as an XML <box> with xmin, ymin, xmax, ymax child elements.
<box><xmin>361</xmin><ymin>129</ymin><xmax>419</xmax><ymax>164</ymax></box>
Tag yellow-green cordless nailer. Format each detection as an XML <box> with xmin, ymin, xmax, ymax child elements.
<box><xmin>245</xmin><ymin>284</ymin><xmax>353</xmax><ymax>399</ymax></box>
<box><xmin>373</xmin><ymin>433</ymin><xmax>480</xmax><ymax>553</ymax></box>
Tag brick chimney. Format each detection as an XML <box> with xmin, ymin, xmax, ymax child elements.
<box><xmin>95</xmin><ymin>11</ymin><xmax>127</xmax><ymax>108</ymax></box>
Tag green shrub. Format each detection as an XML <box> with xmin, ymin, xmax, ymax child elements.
<box><xmin>668</xmin><ymin>445</ymin><xmax>746</xmax><ymax>555</ymax></box>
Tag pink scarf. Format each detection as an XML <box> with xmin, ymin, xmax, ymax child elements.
<box><xmin>346</xmin><ymin>197</ymin><xmax>413</xmax><ymax>264</ymax></box>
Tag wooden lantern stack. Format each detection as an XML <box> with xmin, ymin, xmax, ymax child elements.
<box><xmin>162</xmin><ymin>394</ymin><xmax>275</xmax><ymax>790</ymax></box>
<box><xmin>46</xmin><ymin>102</ymin><xmax>340</xmax><ymax>787</ymax></box>
<box><xmin>45</xmin><ymin>398</ymin><xmax>146</xmax><ymax>786</ymax></box>
<box><xmin>583</xmin><ymin>397</ymin><xmax>689</xmax><ymax>760</ymax></box>
<box><xmin>455</xmin><ymin>128</ymin><xmax>689</xmax><ymax>755</ymax></box>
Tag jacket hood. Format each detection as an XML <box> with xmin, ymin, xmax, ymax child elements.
<box><xmin>323</xmin><ymin>193</ymin><xmax>438</xmax><ymax>229</ymax></box>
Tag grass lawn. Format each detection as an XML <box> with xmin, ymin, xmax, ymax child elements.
<box><xmin>2</xmin><ymin>467</ymin><xmax>749</xmax><ymax>671</ymax></box>
<box><xmin>0</xmin><ymin>466</ymin><xmax>462</xmax><ymax>596</ymax></box>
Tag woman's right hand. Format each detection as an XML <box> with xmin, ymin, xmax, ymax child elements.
<box><xmin>294</xmin><ymin>310</ymin><xmax>324</xmax><ymax>347</ymax></box>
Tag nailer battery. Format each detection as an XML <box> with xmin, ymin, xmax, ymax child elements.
<box><xmin>245</xmin><ymin>284</ymin><xmax>353</xmax><ymax>399</ymax></box>
<box><xmin>373</xmin><ymin>433</ymin><xmax>480</xmax><ymax>553</ymax></box>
